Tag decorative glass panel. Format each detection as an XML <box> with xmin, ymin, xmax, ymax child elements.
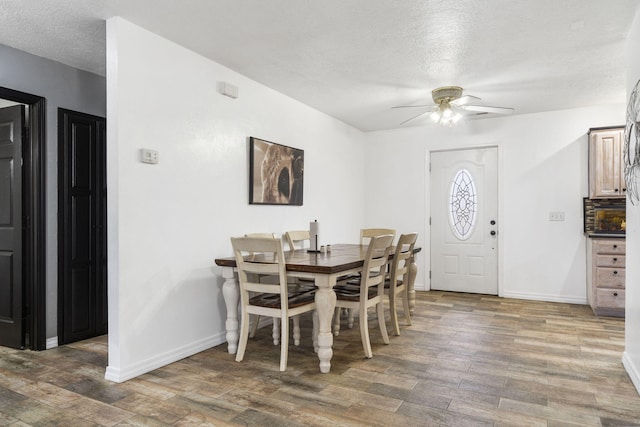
<box><xmin>449</xmin><ymin>169</ymin><xmax>477</xmax><ymax>240</ymax></box>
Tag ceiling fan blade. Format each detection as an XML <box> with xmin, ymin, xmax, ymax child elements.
<box><xmin>461</xmin><ymin>105</ymin><xmax>514</xmax><ymax>115</ymax></box>
<box><xmin>391</xmin><ymin>104</ymin><xmax>434</xmax><ymax>109</ymax></box>
<box><xmin>400</xmin><ymin>110</ymin><xmax>433</xmax><ymax>125</ymax></box>
<box><xmin>450</xmin><ymin>95</ymin><xmax>481</xmax><ymax>107</ymax></box>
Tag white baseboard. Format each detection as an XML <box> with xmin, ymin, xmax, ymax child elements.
<box><xmin>413</xmin><ymin>282</ymin><xmax>427</xmax><ymax>291</ymax></box>
<box><xmin>622</xmin><ymin>351</ymin><xmax>640</xmax><ymax>396</ymax></box>
<box><xmin>500</xmin><ymin>290</ymin><xmax>587</xmax><ymax>305</ymax></box>
<box><xmin>104</xmin><ymin>331</ymin><xmax>226</xmax><ymax>383</ymax></box>
<box><xmin>45</xmin><ymin>336</ymin><xmax>58</xmax><ymax>349</ymax></box>
<box><xmin>414</xmin><ymin>287</ymin><xmax>587</xmax><ymax>306</ymax></box>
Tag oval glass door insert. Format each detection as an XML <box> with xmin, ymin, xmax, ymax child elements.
<box><xmin>449</xmin><ymin>169</ymin><xmax>477</xmax><ymax>240</ymax></box>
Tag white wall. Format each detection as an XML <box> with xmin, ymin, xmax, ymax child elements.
<box><xmin>364</xmin><ymin>105</ymin><xmax>624</xmax><ymax>302</ymax></box>
<box><xmin>0</xmin><ymin>44</ymin><xmax>106</xmax><ymax>342</ymax></box>
<box><xmin>105</xmin><ymin>18</ymin><xmax>366</xmax><ymax>382</ymax></box>
<box><xmin>622</xmin><ymin>7</ymin><xmax>640</xmax><ymax>394</ymax></box>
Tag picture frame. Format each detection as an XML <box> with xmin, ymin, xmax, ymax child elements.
<box><xmin>249</xmin><ymin>137</ymin><xmax>304</xmax><ymax>205</ymax></box>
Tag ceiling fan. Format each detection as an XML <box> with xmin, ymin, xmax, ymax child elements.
<box><xmin>392</xmin><ymin>86</ymin><xmax>514</xmax><ymax>126</ymax></box>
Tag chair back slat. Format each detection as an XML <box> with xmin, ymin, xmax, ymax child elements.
<box><xmin>231</xmin><ymin>236</ymin><xmax>288</xmax><ymax>303</ymax></box>
<box><xmin>362</xmin><ymin>234</ymin><xmax>394</xmax><ymax>291</ymax></box>
<box><xmin>360</xmin><ymin>228</ymin><xmax>396</xmax><ymax>245</ymax></box>
<box><xmin>389</xmin><ymin>233</ymin><xmax>418</xmax><ymax>288</ymax></box>
<box><xmin>285</xmin><ymin>230</ymin><xmax>311</xmax><ymax>251</ymax></box>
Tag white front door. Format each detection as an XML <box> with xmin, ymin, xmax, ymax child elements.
<box><xmin>430</xmin><ymin>147</ymin><xmax>498</xmax><ymax>294</ymax></box>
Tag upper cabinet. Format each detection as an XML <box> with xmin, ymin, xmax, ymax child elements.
<box><xmin>589</xmin><ymin>127</ymin><xmax>626</xmax><ymax>198</ymax></box>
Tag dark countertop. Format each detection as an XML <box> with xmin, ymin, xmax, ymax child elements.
<box><xmin>585</xmin><ymin>233</ymin><xmax>626</xmax><ymax>239</ymax></box>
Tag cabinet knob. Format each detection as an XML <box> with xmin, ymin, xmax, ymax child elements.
<box><xmin>613</xmin><ymin>271</ymin><xmax>618</xmax><ymax>275</ymax></box>
<box><xmin>613</xmin><ymin>245</ymin><xmax>618</xmax><ymax>249</ymax></box>
<box><xmin>614</xmin><ymin>188</ymin><xmax>619</xmax><ymax>192</ymax></box>
<box><xmin>613</xmin><ymin>257</ymin><xmax>618</xmax><ymax>262</ymax></box>
<box><xmin>613</xmin><ymin>292</ymin><xmax>618</xmax><ymax>297</ymax></box>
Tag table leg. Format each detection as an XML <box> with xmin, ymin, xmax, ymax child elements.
<box><xmin>314</xmin><ymin>276</ymin><xmax>336</xmax><ymax>373</ymax></box>
<box><xmin>408</xmin><ymin>255</ymin><xmax>418</xmax><ymax>315</ymax></box>
<box><xmin>221</xmin><ymin>266</ymin><xmax>239</xmax><ymax>354</ymax></box>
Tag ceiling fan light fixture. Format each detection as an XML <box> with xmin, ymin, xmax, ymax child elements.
<box><xmin>432</xmin><ymin>86</ymin><xmax>463</xmax><ymax>104</ymax></box>
<box><xmin>393</xmin><ymin>85</ymin><xmax>513</xmax><ymax>126</ymax></box>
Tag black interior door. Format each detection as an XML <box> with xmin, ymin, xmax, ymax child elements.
<box><xmin>0</xmin><ymin>105</ymin><xmax>25</xmax><ymax>349</ymax></box>
<box><xmin>58</xmin><ymin>108</ymin><xmax>107</xmax><ymax>344</ymax></box>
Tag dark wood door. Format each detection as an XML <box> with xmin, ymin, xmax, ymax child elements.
<box><xmin>58</xmin><ymin>109</ymin><xmax>107</xmax><ymax>344</ymax></box>
<box><xmin>0</xmin><ymin>105</ymin><xmax>25</xmax><ymax>349</ymax></box>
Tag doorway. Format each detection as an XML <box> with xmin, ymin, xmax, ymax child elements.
<box><xmin>57</xmin><ymin>109</ymin><xmax>107</xmax><ymax>345</ymax></box>
<box><xmin>0</xmin><ymin>87</ymin><xmax>46</xmax><ymax>350</ymax></box>
<box><xmin>430</xmin><ymin>147</ymin><xmax>499</xmax><ymax>294</ymax></box>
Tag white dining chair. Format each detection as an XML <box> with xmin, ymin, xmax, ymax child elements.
<box><xmin>338</xmin><ymin>228</ymin><xmax>398</xmax><ymax>328</ymax></box>
<box><xmin>333</xmin><ymin>234</ymin><xmax>394</xmax><ymax>358</ymax></box>
<box><xmin>231</xmin><ymin>236</ymin><xmax>317</xmax><ymax>371</ymax></box>
<box><xmin>386</xmin><ymin>232</ymin><xmax>417</xmax><ymax>336</ymax></box>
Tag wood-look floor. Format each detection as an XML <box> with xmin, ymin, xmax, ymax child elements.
<box><xmin>1</xmin><ymin>291</ymin><xmax>639</xmax><ymax>426</ymax></box>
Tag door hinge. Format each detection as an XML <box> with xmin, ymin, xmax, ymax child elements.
<box><xmin>23</xmin><ymin>215</ymin><xmax>30</xmax><ymax>230</ymax></box>
<box><xmin>429</xmin><ymin>270</ymin><xmax>431</xmax><ymax>279</ymax></box>
<box><xmin>429</xmin><ymin>217</ymin><xmax>431</xmax><ymax>226</ymax></box>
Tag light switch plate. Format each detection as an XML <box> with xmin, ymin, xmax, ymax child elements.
<box><xmin>141</xmin><ymin>149</ymin><xmax>159</xmax><ymax>164</ymax></box>
<box><xmin>549</xmin><ymin>211</ymin><xmax>565</xmax><ymax>221</ymax></box>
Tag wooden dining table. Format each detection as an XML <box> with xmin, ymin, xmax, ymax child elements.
<box><xmin>214</xmin><ymin>243</ymin><xmax>420</xmax><ymax>373</ymax></box>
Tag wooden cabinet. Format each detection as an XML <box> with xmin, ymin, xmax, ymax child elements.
<box><xmin>586</xmin><ymin>238</ymin><xmax>625</xmax><ymax>317</ymax></box>
<box><xmin>589</xmin><ymin>127</ymin><xmax>626</xmax><ymax>198</ymax></box>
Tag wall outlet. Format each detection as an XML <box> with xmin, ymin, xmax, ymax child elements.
<box><xmin>549</xmin><ymin>211</ymin><xmax>565</xmax><ymax>221</ymax></box>
<box><xmin>141</xmin><ymin>149</ymin><xmax>159</xmax><ymax>164</ymax></box>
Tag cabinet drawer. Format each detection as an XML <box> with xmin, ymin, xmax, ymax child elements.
<box><xmin>595</xmin><ymin>267</ymin><xmax>625</xmax><ymax>288</ymax></box>
<box><xmin>596</xmin><ymin>288</ymin><xmax>625</xmax><ymax>309</ymax></box>
<box><xmin>593</xmin><ymin>240</ymin><xmax>625</xmax><ymax>254</ymax></box>
<box><xmin>595</xmin><ymin>255</ymin><xmax>625</xmax><ymax>268</ymax></box>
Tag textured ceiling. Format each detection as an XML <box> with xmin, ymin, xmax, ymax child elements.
<box><xmin>1</xmin><ymin>0</ymin><xmax>638</xmax><ymax>131</ymax></box>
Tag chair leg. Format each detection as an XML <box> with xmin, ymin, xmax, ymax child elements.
<box><xmin>333</xmin><ymin>307</ymin><xmax>342</xmax><ymax>336</ymax></box>
<box><xmin>272</xmin><ymin>318</ymin><xmax>280</xmax><ymax>345</ymax></box>
<box><xmin>360</xmin><ymin>306</ymin><xmax>373</xmax><ymax>358</ymax></box>
<box><xmin>389</xmin><ymin>292</ymin><xmax>400</xmax><ymax>336</ymax></box>
<box><xmin>279</xmin><ymin>316</ymin><xmax>289</xmax><ymax>372</ymax></box>
<box><xmin>377</xmin><ymin>301</ymin><xmax>390</xmax><ymax>345</ymax></box>
<box><xmin>249</xmin><ymin>314</ymin><xmax>260</xmax><ymax>338</ymax></box>
<box><xmin>293</xmin><ymin>315</ymin><xmax>301</xmax><ymax>346</ymax></box>
<box><xmin>402</xmin><ymin>288</ymin><xmax>412</xmax><ymax>326</ymax></box>
<box><xmin>235</xmin><ymin>310</ymin><xmax>250</xmax><ymax>363</ymax></box>
<box><xmin>347</xmin><ymin>308</ymin><xmax>356</xmax><ymax>329</ymax></box>
<box><xmin>312</xmin><ymin>311</ymin><xmax>319</xmax><ymax>353</ymax></box>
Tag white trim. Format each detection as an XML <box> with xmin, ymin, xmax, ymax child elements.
<box><xmin>622</xmin><ymin>351</ymin><xmax>640</xmax><ymax>395</ymax></box>
<box><xmin>413</xmin><ymin>282</ymin><xmax>428</xmax><ymax>292</ymax></box>
<box><xmin>501</xmin><ymin>290</ymin><xmax>587</xmax><ymax>305</ymax></box>
<box><xmin>104</xmin><ymin>332</ymin><xmax>225</xmax><ymax>383</ymax></box>
<box><xmin>45</xmin><ymin>336</ymin><xmax>58</xmax><ymax>349</ymax></box>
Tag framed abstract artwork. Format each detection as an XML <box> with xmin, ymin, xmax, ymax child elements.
<box><xmin>249</xmin><ymin>137</ymin><xmax>304</xmax><ymax>205</ymax></box>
